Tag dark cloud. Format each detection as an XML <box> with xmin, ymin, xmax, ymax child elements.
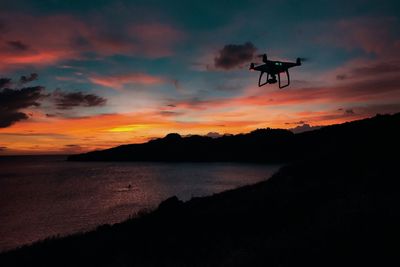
<box><xmin>0</xmin><ymin>112</ymin><xmax>28</xmax><ymax>128</ymax></box>
<box><xmin>0</xmin><ymin>74</ymin><xmax>105</xmax><ymax>127</ymax></box>
<box><xmin>167</xmin><ymin>104</ymin><xmax>176</xmax><ymax>108</ymax></box>
<box><xmin>7</xmin><ymin>40</ymin><xmax>29</xmax><ymax>51</ymax></box>
<box><xmin>0</xmin><ymin>146</ymin><xmax>7</xmax><ymax>151</ymax></box>
<box><xmin>53</xmin><ymin>90</ymin><xmax>106</xmax><ymax>110</ymax></box>
<box><xmin>65</xmin><ymin>144</ymin><xmax>82</xmax><ymax>148</ymax></box>
<box><xmin>214</xmin><ymin>42</ymin><xmax>257</xmax><ymax>70</ymax></box>
<box><xmin>285</xmin><ymin>120</ymin><xmax>307</xmax><ymax>125</ymax></box>
<box><xmin>0</xmin><ymin>78</ymin><xmax>12</xmax><ymax>88</ymax></box>
<box><xmin>159</xmin><ymin>111</ymin><xmax>184</xmax><ymax>117</ymax></box>
<box><xmin>345</xmin><ymin>109</ymin><xmax>355</xmax><ymax>114</ymax></box>
<box><xmin>20</xmin><ymin>73</ymin><xmax>38</xmax><ymax>84</ymax></box>
<box><xmin>0</xmin><ymin>86</ymin><xmax>46</xmax><ymax>128</ymax></box>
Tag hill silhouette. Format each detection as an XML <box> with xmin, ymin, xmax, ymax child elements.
<box><xmin>68</xmin><ymin>113</ymin><xmax>400</xmax><ymax>163</ymax></box>
<box><xmin>2</xmin><ymin>113</ymin><xmax>400</xmax><ymax>266</ymax></box>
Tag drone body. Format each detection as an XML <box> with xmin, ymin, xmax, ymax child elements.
<box><xmin>250</xmin><ymin>54</ymin><xmax>302</xmax><ymax>88</ymax></box>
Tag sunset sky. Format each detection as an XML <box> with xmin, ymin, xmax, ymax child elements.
<box><xmin>1</xmin><ymin>0</ymin><xmax>400</xmax><ymax>155</ymax></box>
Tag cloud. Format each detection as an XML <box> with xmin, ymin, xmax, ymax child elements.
<box><xmin>0</xmin><ymin>78</ymin><xmax>11</xmax><ymax>88</ymax></box>
<box><xmin>0</xmin><ymin>74</ymin><xmax>107</xmax><ymax>127</ymax></box>
<box><xmin>159</xmin><ymin>111</ymin><xmax>184</xmax><ymax>117</ymax></box>
<box><xmin>89</xmin><ymin>73</ymin><xmax>168</xmax><ymax>89</ymax></box>
<box><xmin>285</xmin><ymin>121</ymin><xmax>307</xmax><ymax>125</ymax></box>
<box><xmin>320</xmin><ymin>17</ymin><xmax>399</xmax><ymax>56</ymax></box>
<box><xmin>0</xmin><ymin>132</ymin><xmax>68</xmax><ymax>137</ymax></box>
<box><xmin>19</xmin><ymin>73</ymin><xmax>38</xmax><ymax>84</ymax></box>
<box><xmin>214</xmin><ymin>42</ymin><xmax>257</xmax><ymax>70</ymax></box>
<box><xmin>0</xmin><ymin>14</ymin><xmax>184</xmax><ymax>70</ymax></box>
<box><xmin>335</xmin><ymin>59</ymin><xmax>400</xmax><ymax>82</ymax></box>
<box><xmin>173</xmin><ymin>79</ymin><xmax>183</xmax><ymax>92</ymax></box>
<box><xmin>129</xmin><ymin>23</ymin><xmax>184</xmax><ymax>57</ymax></box>
<box><xmin>7</xmin><ymin>40</ymin><xmax>29</xmax><ymax>51</ymax></box>
<box><xmin>52</xmin><ymin>90</ymin><xmax>107</xmax><ymax>110</ymax></box>
<box><xmin>347</xmin><ymin>60</ymin><xmax>400</xmax><ymax>79</ymax></box>
<box><xmin>345</xmin><ymin>109</ymin><xmax>355</xmax><ymax>114</ymax></box>
<box><xmin>0</xmin><ymin>112</ymin><xmax>28</xmax><ymax>128</ymax></box>
<box><xmin>63</xmin><ymin>144</ymin><xmax>84</xmax><ymax>153</ymax></box>
<box><xmin>171</xmin><ymin>67</ymin><xmax>400</xmax><ymax>111</ymax></box>
<box><xmin>0</xmin><ymin>86</ymin><xmax>46</xmax><ymax>127</ymax></box>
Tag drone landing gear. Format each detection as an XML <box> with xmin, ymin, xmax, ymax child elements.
<box><xmin>258</xmin><ymin>72</ymin><xmax>267</xmax><ymax>87</ymax></box>
<box><xmin>278</xmin><ymin>70</ymin><xmax>290</xmax><ymax>89</ymax></box>
<box><xmin>258</xmin><ymin>70</ymin><xmax>290</xmax><ymax>88</ymax></box>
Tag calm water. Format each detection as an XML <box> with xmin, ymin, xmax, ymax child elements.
<box><xmin>0</xmin><ymin>155</ymin><xmax>281</xmax><ymax>252</ymax></box>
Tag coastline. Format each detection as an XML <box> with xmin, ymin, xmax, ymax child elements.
<box><xmin>1</xmin><ymin>153</ymin><xmax>398</xmax><ymax>266</ymax></box>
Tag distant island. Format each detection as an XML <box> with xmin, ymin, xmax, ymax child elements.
<box><xmin>2</xmin><ymin>113</ymin><xmax>400</xmax><ymax>266</ymax></box>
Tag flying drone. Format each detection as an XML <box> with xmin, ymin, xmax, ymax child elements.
<box><xmin>249</xmin><ymin>54</ymin><xmax>302</xmax><ymax>88</ymax></box>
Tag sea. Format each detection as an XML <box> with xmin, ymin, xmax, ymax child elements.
<box><xmin>0</xmin><ymin>155</ymin><xmax>281</xmax><ymax>252</ymax></box>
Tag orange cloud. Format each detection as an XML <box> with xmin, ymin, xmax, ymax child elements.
<box><xmin>0</xmin><ymin>14</ymin><xmax>85</xmax><ymax>70</ymax></box>
<box><xmin>2</xmin><ymin>98</ymin><xmax>399</xmax><ymax>155</ymax></box>
<box><xmin>2</xmin><ymin>51</ymin><xmax>73</xmax><ymax>66</ymax></box>
<box><xmin>0</xmin><ymin>107</ymin><xmax>280</xmax><ymax>154</ymax></box>
<box><xmin>89</xmin><ymin>73</ymin><xmax>168</xmax><ymax>89</ymax></box>
<box><xmin>171</xmin><ymin>70</ymin><xmax>400</xmax><ymax>110</ymax></box>
<box><xmin>334</xmin><ymin>17</ymin><xmax>397</xmax><ymax>55</ymax></box>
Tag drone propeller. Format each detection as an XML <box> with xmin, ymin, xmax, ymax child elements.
<box><xmin>255</xmin><ymin>53</ymin><xmax>268</xmax><ymax>63</ymax></box>
<box><xmin>257</xmin><ymin>54</ymin><xmax>310</xmax><ymax>62</ymax></box>
<box><xmin>298</xmin><ymin>57</ymin><xmax>310</xmax><ymax>62</ymax></box>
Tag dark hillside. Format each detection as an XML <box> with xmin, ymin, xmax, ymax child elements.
<box><xmin>68</xmin><ymin>113</ymin><xmax>400</xmax><ymax>162</ymax></box>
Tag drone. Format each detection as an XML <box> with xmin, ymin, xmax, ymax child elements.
<box><xmin>249</xmin><ymin>54</ymin><xmax>302</xmax><ymax>89</ymax></box>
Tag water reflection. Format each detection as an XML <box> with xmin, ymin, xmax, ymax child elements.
<box><xmin>0</xmin><ymin>156</ymin><xmax>281</xmax><ymax>251</ymax></box>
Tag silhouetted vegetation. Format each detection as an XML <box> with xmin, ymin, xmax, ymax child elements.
<box><xmin>68</xmin><ymin>113</ymin><xmax>400</xmax><ymax>164</ymax></box>
<box><xmin>2</xmin><ymin>113</ymin><xmax>400</xmax><ymax>266</ymax></box>
<box><xmin>68</xmin><ymin>128</ymin><xmax>295</xmax><ymax>162</ymax></box>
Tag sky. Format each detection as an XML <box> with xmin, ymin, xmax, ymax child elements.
<box><xmin>1</xmin><ymin>0</ymin><xmax>400</xmax><ymax>155</ymax></box>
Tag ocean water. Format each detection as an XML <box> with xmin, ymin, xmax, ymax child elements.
<box><xmin>0</xmin><ymin>155</ymin><xmax>281</xmax><ymax>252</ymax></box>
